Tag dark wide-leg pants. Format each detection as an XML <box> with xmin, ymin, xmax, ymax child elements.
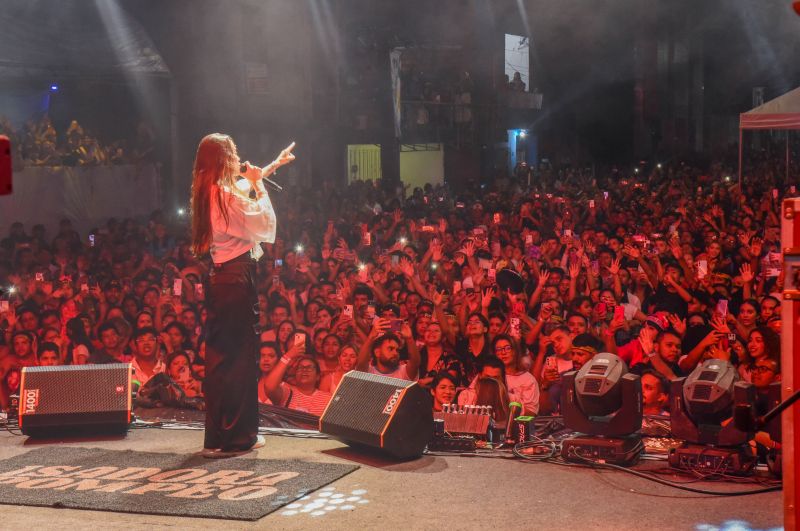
<box><xmin>203</xmin><ymin>257</ymin><xmax>259</xmax><ymax>451</ymax></box>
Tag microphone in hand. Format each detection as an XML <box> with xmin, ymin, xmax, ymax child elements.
<box><xmin>239</xmin><ymin>142</ymin><xmax>296</xmax><ymax>192</ymax></box>
<box><xmin>240</xmin><ymin>162</ymin><xmax>262</xmax><ymax>183</ymax></box>
<box><xmin>239</xmin><ymin>162</ymin><xmax>283</xmax><ymax>191</ymax></box>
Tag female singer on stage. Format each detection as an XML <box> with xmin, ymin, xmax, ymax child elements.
<box><xmin>190</xmin><ymin>133</ymin><xmax>295</xmax><ymax>457</ymax></box>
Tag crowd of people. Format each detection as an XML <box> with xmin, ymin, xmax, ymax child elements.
<box><xmin>0</xmin><ymin>114</ymin><xmax>155</xmax><ymax>167</ymax></box>
<box><xmin>0</xmin><ymin>160</ymin><xmax>788</xmax><ymax>439</ymax></box>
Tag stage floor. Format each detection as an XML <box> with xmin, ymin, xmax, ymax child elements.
<box><xmin>0</xmin><ymin>427</ymin><xmax>783</xmax><ymax>530</ymax></box>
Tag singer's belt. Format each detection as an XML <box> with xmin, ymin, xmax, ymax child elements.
<box><xmin>212</xmin><ymin>249</ymin><xmax>256</xmax><ymax>270</ymax></box>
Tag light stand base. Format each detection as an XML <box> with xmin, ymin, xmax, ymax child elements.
<box><xmin>668</xmin><ymin>443</ymin><xmax>756</xmax><ymax>476</ymax></box>
<box><xmin>561</xmin><ymin>434</ymin><xmax>643</xmax><ymax>466</ymax></box>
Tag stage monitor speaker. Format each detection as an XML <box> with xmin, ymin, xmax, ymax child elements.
<box><xmin>0</xmin><ymin>134</ymin><xmax>11</xmax><ymax>195</ymax></box>
<box><xmin>319</xmin><ymin>371</ymin><xmax>433</xmax><ymax>459</ymax></box>
<box><xmin>19</xmin><ymin>363</ymin><xmax>132</xmax><ymax>437</ymax></box>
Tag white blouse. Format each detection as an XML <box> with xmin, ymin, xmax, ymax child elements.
<box><xmin>210</xmin><ymin>180</ymin><xmax>276</xmax><ymax>263</ymax></box>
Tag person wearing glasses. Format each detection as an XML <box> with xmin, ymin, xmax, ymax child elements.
<box><xmin>262</xmin><ymin>338</ymin><xmax>332</xmax><ymax>416</ymax></box>
<box><xmin>752</xmin><ymin>357</ymin><xmax>780</xmax><ymax>415</ymax></box>
<box><xmin>749</xmin><ymin>356</ymin><xmax>781</xmax><ymax>461</ymax></box>
<box><xmin>491</xmin><ymin>333</ymin><xmax>539</xmax><ymax>415</ymax></box>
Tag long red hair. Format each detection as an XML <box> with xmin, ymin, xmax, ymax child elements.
<box><xmin>190</xmin><ymin>133</ymin><xmax>240</xmax><ymax>257</ymax></box>
<box><xmin>475</xmin><ymin>377</ymin><xmax>510</xmax><ymax>424</ymax></box>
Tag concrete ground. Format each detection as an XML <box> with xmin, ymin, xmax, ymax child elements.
<box><xmin>0</xmin><ymin>427</ymin><xmax>783</xmax><ymax>530</ymax></box>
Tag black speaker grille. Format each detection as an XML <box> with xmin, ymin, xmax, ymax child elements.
<box><xmin>20</xmin><ymin>364</ymin><xmax>131</xmax><ymax>418</ymax></box>
<box><xmin>320</xmin><ymin>371</ymin><xmax>432</xmax><ymax>458</ymax></box>
<box><xmin>321</xmin><ymin>372</ymin><xmax>412</xmax><ymax>445</ymax></box>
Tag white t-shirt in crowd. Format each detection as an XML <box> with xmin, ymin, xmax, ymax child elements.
<box><xmin>457</xmin><ymin>372</ymin><xmax>540</xmax><ymax>416</ymax></box>
<box><xmin>625</xmin><ymin>292</ymin><xmax>642</xmax><ymax>311</ymax></box>
<box><xmin>622</xmin><ymin>302</ymin><xmax>638</xmax><ymax>321</ymax></box>
<box><xmin>505</xmin><ymin>371</ymin><xmax>540</xmax><ymax>415</ymax></box>
<box><xmin>367</xmin><ymin>362</ymin><xmax>412</xmax><ymax>381</ymax></box>
<box><xmin>131</xmin><ymin>357</ymin><xmax>165</xmax><ymax>388</ymax></box>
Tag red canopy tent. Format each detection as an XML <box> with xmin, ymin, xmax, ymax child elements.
<box><xmin>739</xmin><ymin>86</ymin><xmax>800</xmax><ymax>186</ymax></box>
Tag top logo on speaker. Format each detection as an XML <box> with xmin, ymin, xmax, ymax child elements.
<box><xmin>382</xmin><ymin>389</ymin><xmax>403</xmax><ymax>415</ymax></box>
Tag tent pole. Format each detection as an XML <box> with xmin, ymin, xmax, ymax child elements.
<box><xmin>739</xmin><ymin>128</ymin><xmax>743</xmax><ymax>190</ymax></box>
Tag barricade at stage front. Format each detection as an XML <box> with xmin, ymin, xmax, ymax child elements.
<box><xmin>0</xmin><ymin>164</ymin><xmax>161</xmax><ymax>232</ymax></box>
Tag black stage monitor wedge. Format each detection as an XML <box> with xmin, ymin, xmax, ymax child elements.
<box><xmin>319</xmin><ymin>371</ymin><xmax>433</xmax><ymax>459</ymax></box>
<box><xmin>19</xmin><ymin>364</ymin><xmax>133</xmax><ymax>437</ymax></box>
<box><xmin>0</xmin><ymin>134</ymin><xmax>11</xmax><ymax>195</ymax></box>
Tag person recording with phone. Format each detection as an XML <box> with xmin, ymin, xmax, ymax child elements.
<box><xmin>356</xmin><ymin>317</ymin><xmax>421</xmax><ymax>381</ymax></box>
<box><xmin>190</xmin><ymin>133</ymin><xmax>295</xmax><ymax>457</ymax></box>
<box><xmin>535</xmin><ymin>325</ymin><xmax>574</xmax><ymax>414</ymax></box>
<box><xmin>262</xmin><ymin>333</ymin><xmax>332</xmax><ymax>416</ymax></box>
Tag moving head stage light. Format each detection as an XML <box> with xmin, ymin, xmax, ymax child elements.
<box><xmin>560</xmin><ymin>353</ymin><xmax>643</xmax><ymax>466</ymax></box>
<box><xmin>669</xmin><ymin>359</ymin><xmax>757</xmax><ymax>475</ymax></box>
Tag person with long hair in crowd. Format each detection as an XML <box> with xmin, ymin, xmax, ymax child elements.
<box><xmin>418</xmin><ymin>320</ymin><xmax>463</xmax><ymax>387</ymax></box>
<box><xmin>190</xmin><ymin>133</ymin><xmax>295</xmax><ymax>457</ymax></box>
<box><xmin>474</xmin><ymin>376</ymin><xmax>511</xmax><ymax>432</ymax></box>
<box><xmin>160</xmin><ymin>321</ymin><xmax>194</xmax><ymax>358</ymax></box>
<box><xmin>732</xmin><ymin>299</ymin><xmax>760</xmax><ymax>340</ymax></box>
<box><xmin>66</xmin><ymin>316</ymin><xmax>93</xmax><ymax>364</ymax></box>
<box><xmin>492</xmin><ymin>334</ymin><xmax>540</xmax><ymax>415</ymax></box>
<box><xmin>319</xmin><ymin>343</ymin><xmax>358</xmax><ymax>392</ymax></box>
<box><xmin>273</xmin><ymin>319</ymin><xmax>295</xmax><ymax>355</ymax></box>
<box><xmin>317</xmin><ymin>332</ymin><xmax>343</xmax><ymax>379</ymax></box>
<box><xmin>739</xmin><ymin>326</ymin><xmax>781</xmax><ymax>382</ymax></box>
<box><xmin>457</xmin><ymin>358</ymin><xmax>512</xmax><ymax>431</ymax></box>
